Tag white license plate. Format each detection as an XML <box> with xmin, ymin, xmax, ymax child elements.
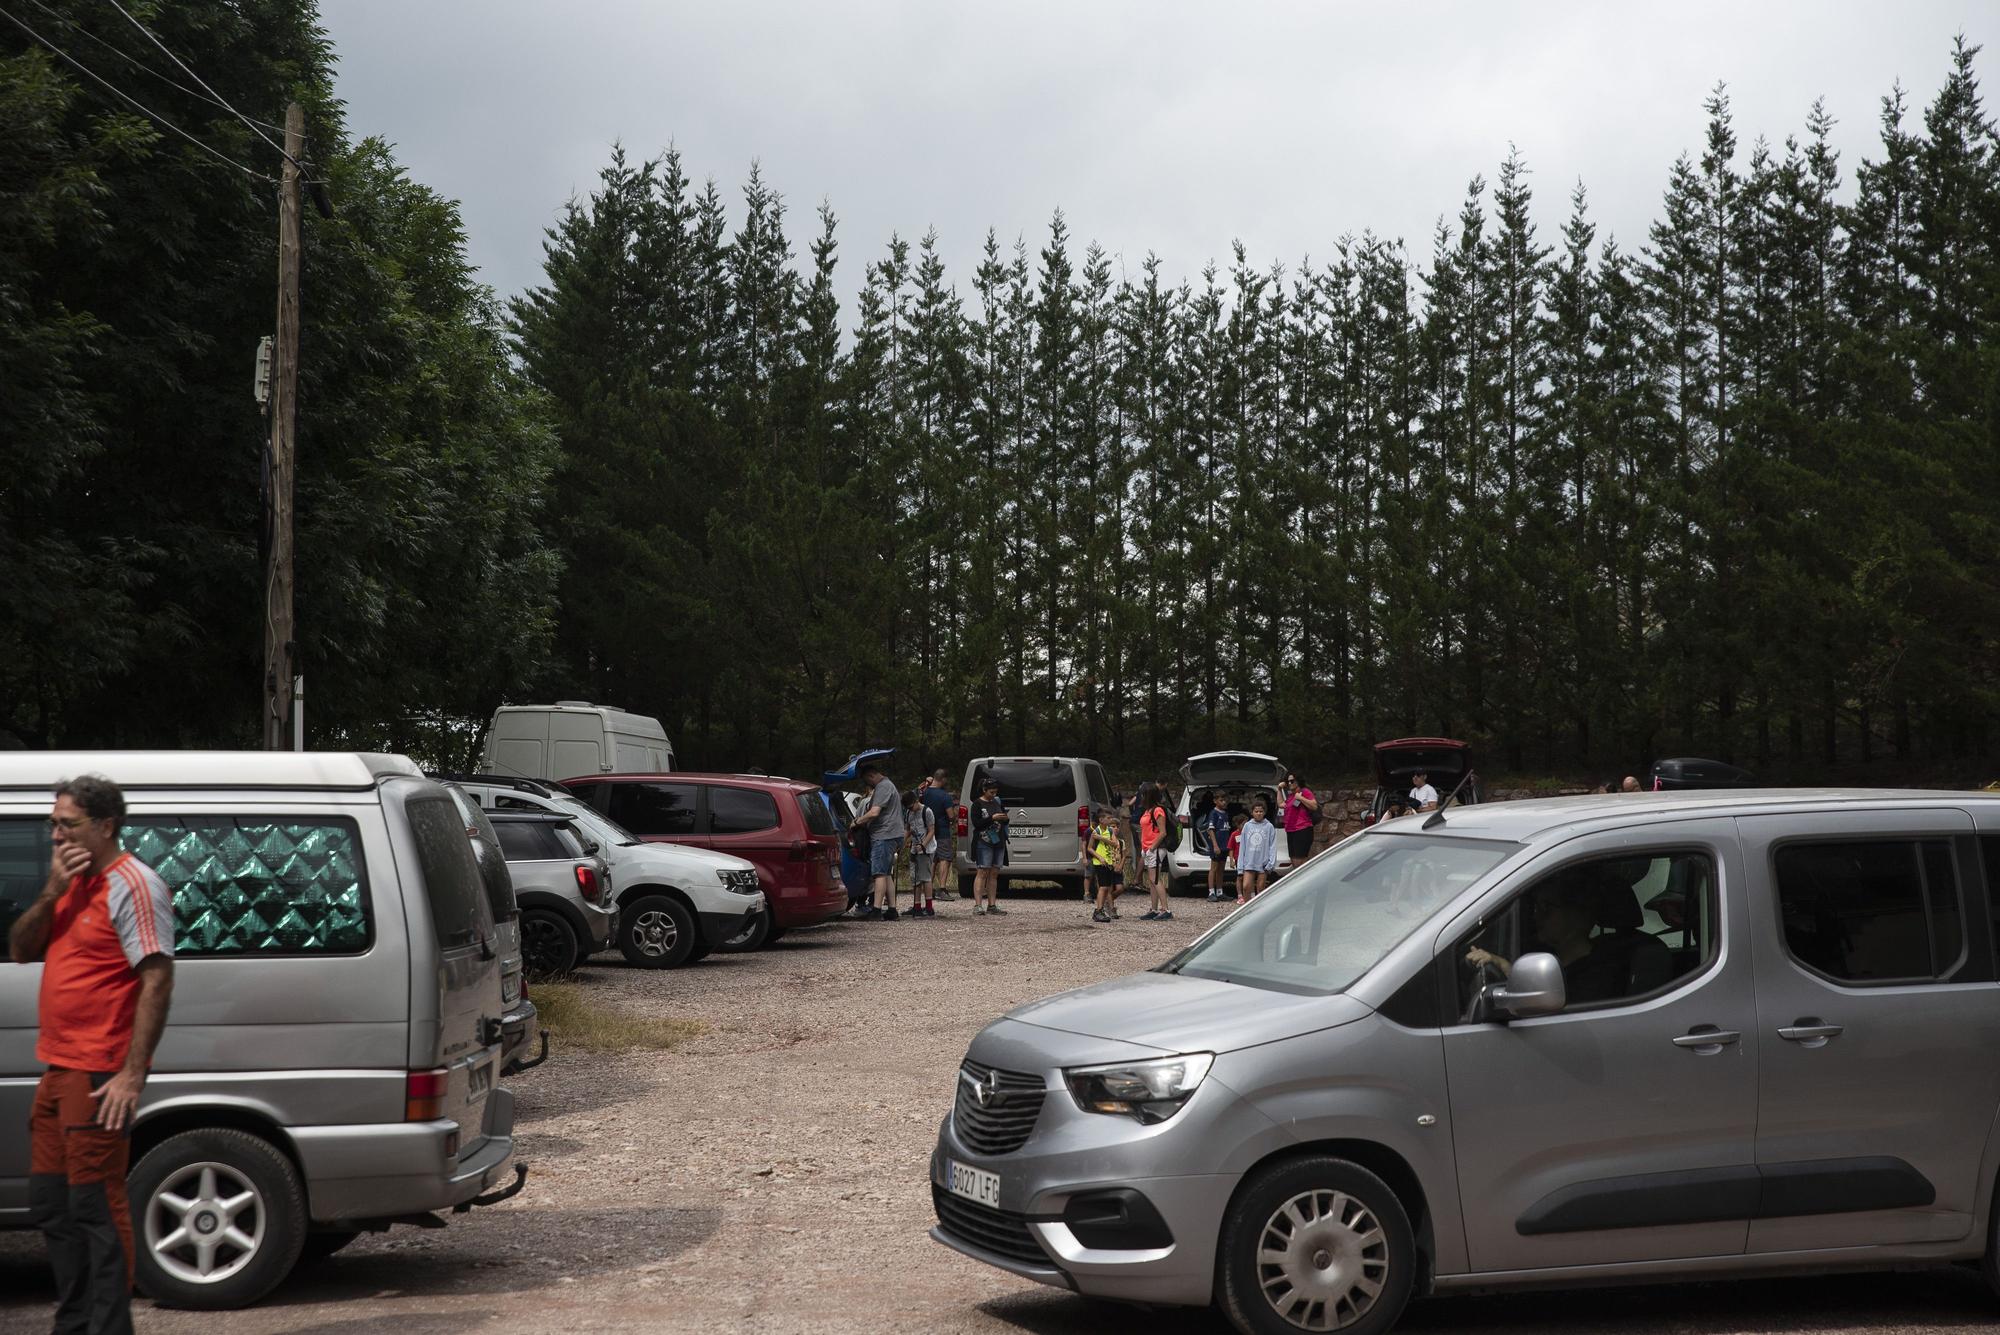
<box><xmin>1013</xmin><ymin>825</ymin><xmax>1045</xmax><ymax>839</ymax></box>
<box><xmin>467</xmin><ymin>1061</ymin><xmax>492</xmax><ymax>1101</ymax></box>
<box><xmin>947</xmin><ymin>1160</ymin><xmax>1002</xmax><ymax>1208</ymax></box>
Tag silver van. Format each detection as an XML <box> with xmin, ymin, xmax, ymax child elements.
<box><xmin>1</xmin><ymin>753</ymin><xmax>523</xmax><ymax>1308</ymax></box>
<box><xmin>931</xmin><ymin>789</ymin><xmax>2000</xmax><ymax>1333</ymax></box>
<box><xmin>953</xmin><ymin>757</ymin><xmax>1113</xmax><ymax>896</ymax></box>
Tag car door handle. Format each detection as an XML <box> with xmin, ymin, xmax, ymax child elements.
<box><xmin>1672</xmin><ymin>1026</ymin><xmax>1741</xmax><ymax>1052</ymax></box>
<box><xmin>1777</xmin><ymin>1021</ymin><xmax>1844</xmax><ymax>1047</ymax></box>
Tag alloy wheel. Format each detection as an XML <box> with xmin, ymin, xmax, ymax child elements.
<box><xmin>630</xmin><ymin>906</ymin><xmax>679</xmax><ymax>958</ymax></box>
<box><xmin>521</xmin><ymin>913</ymin><xmax>573</xmax><ymax>974</ymax></box>
<box><xmin>144</xmin><ymin>1161</ymin><xmax>267</xmax><ymax>1285</ymax></box>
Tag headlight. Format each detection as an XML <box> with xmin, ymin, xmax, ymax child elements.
<box><xmin>1063</xmin><ymin>1053</ymin><xmax>1213</xmax><ymax>1124</ymax></box>
<box><xmin>715</xmin><ymin>869</ymin><xmax>760</xmax><ymax>895</ymax></box>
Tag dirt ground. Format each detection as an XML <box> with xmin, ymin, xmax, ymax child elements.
<box><xmin>4</xmin><ymin>888</ymin><xmax>1999</xmax><ymax>1335</ymax></box>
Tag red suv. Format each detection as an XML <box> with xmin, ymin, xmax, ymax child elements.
<box><xmin>561</xmin><ymin>772</ymin><xmax>845</xmax><ymax>950</ymax></box>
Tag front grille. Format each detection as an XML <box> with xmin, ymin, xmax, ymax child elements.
<box><xmin>933</xmin><ymin>1184</ymin><xmax>1049</xmax><ymax>1266</ymax></box>
<box><xmin>953</xmin><ymin>1058</ymin><xmax>1048</xmax><ymax>1155</ymax></box>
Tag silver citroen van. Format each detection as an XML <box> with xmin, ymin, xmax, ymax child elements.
<box><xmin>952</xmin><ymin>756</ymin><xmax>1114</xmax><ymax>896</ymax></box>
<box><xmin>1</xmin><ymin>753</ymin><xmax>523</xmax><ymax>1308</ymax></box>
<box><xmin>931</xmin><ymin>789</ymin><xmax>2000</xmax><ymax>1334</ymax></box>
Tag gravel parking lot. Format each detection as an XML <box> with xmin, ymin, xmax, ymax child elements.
<box><xmin>4</xmin><ymin>889</ymin><xmax>1999</xmax><ymax>1335</ymax></box>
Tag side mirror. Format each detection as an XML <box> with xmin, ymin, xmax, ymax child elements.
<box><xmin>1487</xmin><ymin>952</ymin><xmax>1566</xmax><ymax>1019</ymax></box>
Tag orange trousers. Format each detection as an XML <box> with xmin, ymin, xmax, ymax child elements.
<box><xmin>29</xmin><ymin>1067</ymin><xmax>134</xmax><ymax>1335</ymax></box>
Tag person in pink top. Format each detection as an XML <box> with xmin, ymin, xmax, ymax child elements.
<box><xmin>1281</xmin><ymin>771</ymin><xmax>1319</xmax><ymax>864</ymax></box>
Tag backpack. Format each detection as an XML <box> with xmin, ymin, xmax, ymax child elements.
<box><xmin>1152</xmin><ymin>804</ymin><xmax>1182</xmax><ymax>853</ymax></box>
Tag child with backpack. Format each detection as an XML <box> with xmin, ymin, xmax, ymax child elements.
<box><xmin>901</xmin><ymin>788</ymin><xmax>937</xmax><ymax>918</ymax></box>
<box><xmin>1087</xmin><ymin>807</ymin><xmax>1125</xmax><ymax>924</ymax></box>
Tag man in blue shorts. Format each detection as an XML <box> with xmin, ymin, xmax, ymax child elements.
<box><xmin>852</xmin><ymin>760</ymin><xmax>905</xmax><ymax>920</ymax></box>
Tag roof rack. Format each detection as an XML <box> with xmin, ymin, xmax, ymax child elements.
<box><xmin>427</xmin><ymin>770</ymin><xmax>558</xmax><ymax>797</ymax></box>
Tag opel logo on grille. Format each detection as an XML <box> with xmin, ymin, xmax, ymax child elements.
<box><xmin>963</xmin><ymin>1068</ymin><xmax>1001</xmax><ymax>1109</ymax></box>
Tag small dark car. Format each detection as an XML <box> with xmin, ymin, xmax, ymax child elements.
<box><xmin>1646</xmin><ymin>757</ymin><xmax>1758</xmax><ymax>790</ymax></box>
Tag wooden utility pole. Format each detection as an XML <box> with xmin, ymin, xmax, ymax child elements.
<box><xmin>263</xmin><ymin>101</ymin><xmax>303</xmax><ymax>750</ymax></box>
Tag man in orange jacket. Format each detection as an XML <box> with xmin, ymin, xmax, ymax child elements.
<box><xmin>10</xmin><ymin>774</ymin><xmax>176</xmax><ymax>1335</ymax></box>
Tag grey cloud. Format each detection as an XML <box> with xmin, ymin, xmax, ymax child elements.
<box><xmin>321</xmin><ymin>0</ymin><xmax>1988</xmax><ymax>310</ymax></box>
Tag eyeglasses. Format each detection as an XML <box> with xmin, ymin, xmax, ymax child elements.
<box><xmin>47</xmin><ymin>815</ymin><xmax>93</xmax><ymax>832</ymax></box>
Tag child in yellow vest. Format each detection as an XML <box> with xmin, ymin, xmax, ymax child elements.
<box><xmin>1088</xmin><ymin>807</ymin><xmax>1125</xmax><ymax>924</ymax></box>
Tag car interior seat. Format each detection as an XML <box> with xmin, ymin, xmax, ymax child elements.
<box><xmin>1592</xmin><ymin>868</ymin><xmax>1675</xmax><ymax>996</ymax></box>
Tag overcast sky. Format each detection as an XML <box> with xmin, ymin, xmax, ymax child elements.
<box><xmin>320</xmin><ymin>2</ymin><xmax>1990</xmax><ymax>314</ymax></box>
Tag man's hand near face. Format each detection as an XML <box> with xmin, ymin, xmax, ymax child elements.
<box><xmin>11</xmin><ymin>841</ymin><xmax>93</xmax><ymax>963</ymax></box>
<box><xmin>52</xmin><ymin>842</ymin><xmax>92</xmax><ymax>884</ymax></box>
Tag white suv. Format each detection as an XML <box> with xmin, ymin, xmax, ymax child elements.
<box><xmin>1167</xmin><ymin>750</ymin><xmax>1294</xmax><ymax>895</ymax></box>
<box><xmin>444</xmin><ymin>774</ymin><xmax>765</xmax><ymax>968</ymax></box>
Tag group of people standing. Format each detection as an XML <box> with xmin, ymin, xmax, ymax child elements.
<box><xmin>847</xmin><ymin>763</ymin><xmax>1016</xmax><ymax>920</ymax></box>
<box><xmin>1182</xmin><ymin>772</ymin><xmax>1319</xmax><ymax>905</ymax></box>
<box><xmin>844</xmin><ymin>762</ymin><xmax>1326</xmax><ymax>926</ymax></box>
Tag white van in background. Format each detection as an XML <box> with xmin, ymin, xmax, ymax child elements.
<box><xmin>479</xmin><ymin>702</ymin><xmax>673</xmax><ymax>782</ymax></box>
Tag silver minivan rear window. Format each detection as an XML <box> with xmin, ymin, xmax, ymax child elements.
<box><xmin>1162</xmin><ymin>833</ymin><xmax>1515</xmax><ymax>995</ymax></box>
<box><xmin>407</xmin><ymin>795</ymin><xmax>493</xmax><ymax>951</ymax></box>
<box><xmin>985</xmin><ymin>761</ymin><xmax>1077</xmax><ymax>808</ymax></box>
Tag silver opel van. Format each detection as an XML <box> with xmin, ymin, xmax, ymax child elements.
<box><xmin>1</xmin><ymin>753</ymin><xmax>524</xmax><ymax>1308</ymax></box>
<box><xmin>932</xmin><ymin>789</ymin><xmax>2000</xmax><ymax>1334</ymax></box>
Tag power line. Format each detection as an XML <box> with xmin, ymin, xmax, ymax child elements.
<box><xmin>22</xmin><ymin>0</ymin><xmax>286</xmax><ymax>133</ymax></box>
<box><xmin>99</xmin><ymin>0</ymin><xmax>302</xmax><ymax>173</ymax></box>
<box><xmin>0</xmin><ymin>3</ymin><xmax>274</xmax><ymax>182</ymax></box>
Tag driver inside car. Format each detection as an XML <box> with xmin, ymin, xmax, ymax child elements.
<box><xmin>1464</xmin><ymin>875</ymin><xmax>1663</xmax><ymax>1008</ymax></box>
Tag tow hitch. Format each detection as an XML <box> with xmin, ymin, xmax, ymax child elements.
<box><xmin>455</xmin><ymin>1162</ymin><xmax>528</xmax><ymax>1213</ymax></box>
<box><xmin>505</xmin><ymin>1030</ymin><xmax>550</xmax><ymax>1074</ymax></box>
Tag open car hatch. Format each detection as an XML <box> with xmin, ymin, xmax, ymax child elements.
<box><xmin>1180</xmin><ymin>751</ymin><xmax>1286</xmax><ymax>787</ymax></box>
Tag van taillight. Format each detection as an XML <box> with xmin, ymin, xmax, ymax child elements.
<box><xmin>956</xmin><ymin>805</ymin><xmax>968</xmax><ymax>838</ymax></box>
<box><xmin>575</xmin><ymin>865</ymin><xmax>601</xmax><ymax>902</ymax></box>
<box><xmin>406</xmin><ymin>1068</ymin><xmax>448</xmax><ymax>1121</ymax></box>
<box><xmin>1077</xmin><ymin>805</ymin><xmax>1090</xmax><ymax>838</ymax></box>
<box><xmin>788</xmin><ymin>839</ymin><xmax>809</xmax><ymax>861</ymax></box>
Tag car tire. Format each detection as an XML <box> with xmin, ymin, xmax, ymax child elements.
<box><xmin>131</xmin><ymin>1128</ymin><xmax>307</xmax><ymax>1310</ymax></box>
<box><xmin>717</xmin><ymin>907</ymin><xmax>772</xmax><ymax>953</ymax></box>
<box><xmin>1216</xmin><ymin>1155</ymin><xmax>1415</xmax><ymax>1335</ymax></box>
<box><xmin>1168</xmin><ymin>873</ymin><xmax>1190</xmax><ymax>897</ymax></box>
<box><xmin>957</xmin><ymin>873</ymin><xmax>975</xmax><ymax>897</ymax></box>
<box><xmin>294</xmin><ymin>1230</ymin><xmax>360</xmax><ymax>1266</ymax></box>
<box><xmin>520</xmin><ymin>907</ymin><xmax>580</xmax><ymax>977</ymax></box>
<box><xmin>617</xmin><ymin>893</ymin><xmax>697</xmax><ymax>968</ymax></box>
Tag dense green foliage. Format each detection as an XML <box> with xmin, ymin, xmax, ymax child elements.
<box><xmin>4</xmin><ymin>5</ymin><xmax>1995</xmax><ymax>780</ymax></box>
<box><xmin>0</xmin><ymin>1</ymin><xmax>557</xmax><ymax>758</ymax></box>
<box><xmin>518</xmin><ymin>46</ymin><xmax>2000</xmax><ymax>777</ymax></box>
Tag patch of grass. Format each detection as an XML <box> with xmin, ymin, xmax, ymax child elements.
<box><xmin>530</xmin><ymin>982</ymin><xmax>706</xmax><ymax>1053</ymax></box>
